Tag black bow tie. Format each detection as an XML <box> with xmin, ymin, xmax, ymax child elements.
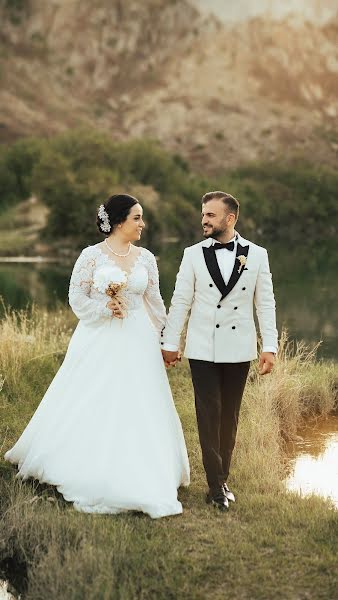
<box><xmin>213</xmin><ymin>241</ymin><xmax>235</xmax><ymax>251</ymax></box>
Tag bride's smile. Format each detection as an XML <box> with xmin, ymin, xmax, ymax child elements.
<box><xmin>109</xmin><ymin>203</ymin><xmax>145</xmax><ymax>245</ymax></box>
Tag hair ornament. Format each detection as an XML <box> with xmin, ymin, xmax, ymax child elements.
<box><xmin>98</xmin><ymin>204</ymin><xmax>111</xmax><ymax>233</ymax></box>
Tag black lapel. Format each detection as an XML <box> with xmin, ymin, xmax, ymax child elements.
<box><xmin>221</xmin><ymin>242</ymin><xmax>250</xmax><ymax>300</ymax></box>
<box><xmin>202</xmin><ymin>246</ymin><xmax>227</xmax><ymax>297</ymax></box>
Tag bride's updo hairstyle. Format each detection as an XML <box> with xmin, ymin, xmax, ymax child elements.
<box><xmin>97</xmin><ymin>194</ymin><xmax>139</xmax><ymax>236</ymax></box>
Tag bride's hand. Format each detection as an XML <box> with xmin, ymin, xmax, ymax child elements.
<box><xmin>107</xmin><ymin>299</ymin><xmax>124</xmax><ymax>319</ymax></box>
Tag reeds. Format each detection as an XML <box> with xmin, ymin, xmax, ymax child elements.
<box><xmin>0</xmin><ymin>303</ymin><xmax>74</xmax><ymax>453</ymax></box>
<box><xmin>0</xmin><ymin>301</ymin><xmax>72</xmax><ymax>387</ymax></box>
<box><xmin>261</xmin><ymin>330</ymin><xmax>337</xmax><ymax>439</ymax></box>
<box><xmin>0</xmin><ymin>308</ymin><xmax>337</xmax><ymax>599</ymax></box>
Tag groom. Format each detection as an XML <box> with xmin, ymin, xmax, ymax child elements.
<box><xmin>161</xmin><ymin>191</ymin><xmax>278</xmax><ymax>511</ymax></box>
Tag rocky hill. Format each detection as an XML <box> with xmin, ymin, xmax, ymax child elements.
<box><xmin>1</xmin><ymin>0</ymin><xmax>337</xmax><ymax>171</ymax></box>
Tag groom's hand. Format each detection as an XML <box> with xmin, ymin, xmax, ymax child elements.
<box><xmin>258</xmin><ymin>352</ymin><xmax>275</xmax><ymax>375</ymax></box>
<box><xmin>161</xmin><ymin>349</ymin><xmax>179</xmax><ymax>368</ymax></box>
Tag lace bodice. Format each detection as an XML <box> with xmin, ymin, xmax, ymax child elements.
<box><xmin>68</xmin><ymin>245</ymin><xmax>166</xmax><ymax>334</ymax></box>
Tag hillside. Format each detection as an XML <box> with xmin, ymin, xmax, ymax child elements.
<box><xmin>0</xmin><ymin>0</ymin><xmax>337</xmax><ymax>171</ymax></box>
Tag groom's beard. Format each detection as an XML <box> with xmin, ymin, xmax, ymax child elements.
<box><xmin>203</xmin><ymin>225</ymin><xmax>227</xmax><ymax>240</ymax></box>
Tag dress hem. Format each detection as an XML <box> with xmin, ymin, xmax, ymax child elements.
<box><xmin>5</xmin><ymin>455</ymin><xmax>188</xmax><ymax>519</ymax></box>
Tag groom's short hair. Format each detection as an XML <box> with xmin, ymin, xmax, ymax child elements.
<box><xmin>202</xmin><ymin>191</ymin><xmax>240</xmax><ymax>218</ymax></box>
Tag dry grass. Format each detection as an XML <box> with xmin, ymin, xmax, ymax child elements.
<box><xmin>0</xmin><ymin>308</ymin><xmax>337</xmax><ymax>599</ymax></box>
<box><xmin>0</xmin><ymin>304</ymin><xmax>74</xmax><ymax>454</ymax></box>
<box><xmin>262</xmin><ymin>331</ymin><xmax>337</xmax><ymax>439</ymax></box>
<box><xmin>0</xmin><ymin>303</ymin><xmax>71</xmax><ymax>384</ymax></box>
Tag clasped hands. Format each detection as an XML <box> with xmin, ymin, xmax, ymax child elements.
<box><xmin>161</xmin><ymin>349</ymin><xmax>181</xmax><ymax>369</ymax></box>
<box><xmin>108</xmin><ymin>297</ymin><xmax>275</xmax><ymax>375</ymax></box>
<box><xmin>107</xmin><ymin>300</ymin><xmax>181</xmax><ymax>368</ymax></box>
<box><xmin>161</xmin><ymin>350</ymin><xmax>275</xmax><ymax>373</ymax></box>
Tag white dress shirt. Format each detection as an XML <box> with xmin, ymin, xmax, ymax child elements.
<box><xmin>213</xmin><ymin>235</ymin><xmax>237</xmax><ymax>285</ymax></box>
<box><xmin>162</xmin><ymin>235</ymin><xmax>277</xmax><ymax>355</ymax></box>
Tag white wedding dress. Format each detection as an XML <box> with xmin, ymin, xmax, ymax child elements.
<box><xmin>5</xmin><ymin>245</ymin><xmax>190</xmax><ymax>518</ymax></box>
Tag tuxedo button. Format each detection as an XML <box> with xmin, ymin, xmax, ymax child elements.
<box><xmin>234</xmin><ymin>306</ymin><xmax>238</xmax><ymax>310</ymax></box>
<box><xmin>217</xmin><ymin>305</ymin><xmax>221</xmax><ymax>309</ymax></box>
<box><xmin>242</xmin><ymin>287</ymin><xmax>246</xmax><ymax>291</ymax></box>
<box><xmin>161</xmin><ymin>342</ymin><xmax>164</xmax><ymax>345</ymax></box>
<box><xmin>216</xmin><ymin>324</ymin><xmax>220</xmax><ymax>328</ymax></box>
<box><xmin>209</xmin><ymin>284</ymin><xmax>213</xmax><ymax>287</ymax></box>
<box><xmin>232</xmin><ymin>326</ymin><xmax>236</xmax><ymax>330</ymax></box>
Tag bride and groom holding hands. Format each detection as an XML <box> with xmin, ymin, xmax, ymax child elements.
<box><xmin>5</xmin><ymin>191</ymin><xmax>278</xmax><ymax>518</ymax></box>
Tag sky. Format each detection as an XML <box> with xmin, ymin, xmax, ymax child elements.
<box><xmin>191</xmin><ymin>0</ymin><xmax>338</xmax><ymax>24</ymax></box>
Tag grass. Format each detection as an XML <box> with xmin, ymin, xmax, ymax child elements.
<box><xmin>0</xmin><ymin>308</ymin><xmax>337</xmax><ymax>599</ymax></box>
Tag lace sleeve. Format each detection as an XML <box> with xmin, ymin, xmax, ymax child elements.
<box><xmin>68</xmin><ymin>248</ymin><xmax>112</xmax><ymax>324</ymax></box>
<box><xmin>142</xmin><ymin>250</ymin><xmax>166</xmax><ymax>336</ymax></box>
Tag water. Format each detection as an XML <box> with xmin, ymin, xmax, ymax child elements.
<box><xmin>285</xmin><ymin>416</ymin><xmax>338</xmax><ymax>508</ymax></box>
<box><xmin>0</xmin><ymin>243</ymin><xmax>337</xmax><ymax>360</ymax></box>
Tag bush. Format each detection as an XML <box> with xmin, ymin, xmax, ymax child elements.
<box><xmin>0</xmin><ymin>154</ymin><xmax>17</xmax><ymax>209</ymax></box>
<box><xmin>0</xmin><ymin>137</ymin><xmax>45</xmax><ymax>211</ymax></box>
<box><xmin>2</xmin><ymin>130</ymin><xmax>338</xmax><ymax>251</ymax></box>
<box><xmin>231</xmin><ymin>160</ymin><xmax>338</xmax><ymax>242</ymax></box>
<box><xmin>32</xmin><ymin>148</ymin><xmax>119</xmax><ymax>242</ymax></box>
<box><xmin>31</xmin><ymin>130</ymin><xmax>203</xmax><ymax>248</ymax></box>
<box><xmin>5</xmin><ymin>137</ymin><xmax>45</xmax><ymax>200</ymax></box>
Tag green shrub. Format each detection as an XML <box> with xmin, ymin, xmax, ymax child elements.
<box><xmin>32</xmin><ymin>151</ymin><xmax>118</xmax><ymax>242</ymax></box>
<box><xmin>1</xmin><ymin>137</ymin><xmax>45</xmax><ymax>206</ymax></box>
<box><xmin>30</xmin><ymin>131</ymin><xmax>203</xmax><ymax>248</ymax></box>
<box><xmin>0</xmin><ymin>154</ymin><xmax>17</xmax><ymax>209</ymax></box>
<box><xmin>2</xmin><ymin>130</ymin><xmax>338</xmax><ymax>250</ymax></box>
<box><xmin>231</xmin><ymin>160</ymin><xmax>338</xmax><ymax>242</ymax></box>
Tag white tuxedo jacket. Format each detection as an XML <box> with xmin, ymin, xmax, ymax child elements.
<box><xmin>161</xmin><ymin>234</ymin><xmax>278</xmax><ymax>363</ymax></box>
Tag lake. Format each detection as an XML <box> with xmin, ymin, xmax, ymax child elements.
<box><xmin>285</xmin><ymin>414</ymin><xmax>338</xmax><ymax>508</ymax></box>
<box><xmin>0</xmin><ymin>242</ymin><xmax>337</xmax><ymax>360</ymax></box>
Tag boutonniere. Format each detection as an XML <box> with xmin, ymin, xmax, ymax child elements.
<box><xmin>237</xmin><ymin>255</ymin><xmax>247</xmax><ymax>273</ymax></box>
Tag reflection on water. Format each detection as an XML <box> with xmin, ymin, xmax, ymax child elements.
<box><xmin>0</xmin><ymin>262</ymin><xmax>70</xmax><ymax>312</ymax></box>
<box><xmin>268</xmin><ymin>242</ymin><xmax>338</xmax><ymax>361</ymax></box>
<box><xmin>285</xmin><ymin>416</ymin><xmax>338</xmax><ymax>507</ymax></box>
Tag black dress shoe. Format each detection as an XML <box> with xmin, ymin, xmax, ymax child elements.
<box><xmin>223</xmin><ymin>482</ymin><xmax>235</xmax><ymax>503</ymax></box>
<box><xmin>206</xmin><ymin>487</ymin><xmax>229</xmax><ymax>511</ymax></box>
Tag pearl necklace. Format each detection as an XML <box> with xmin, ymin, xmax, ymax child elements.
<box><xmin>104</xmin><ymin>238</ymin><xmax>131</xmax><ymax>257</ymax></box>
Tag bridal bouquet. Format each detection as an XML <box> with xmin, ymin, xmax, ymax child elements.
<box><xmin>93</xmin><ymin>265</ymin><xmax>128</xmax><ymax>317</ymax></box>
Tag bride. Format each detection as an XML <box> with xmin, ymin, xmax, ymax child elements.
<box><xmin>5</xmin><ymin>194</ymin><xmax>190</xmax><ymax>518</ymax></box>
